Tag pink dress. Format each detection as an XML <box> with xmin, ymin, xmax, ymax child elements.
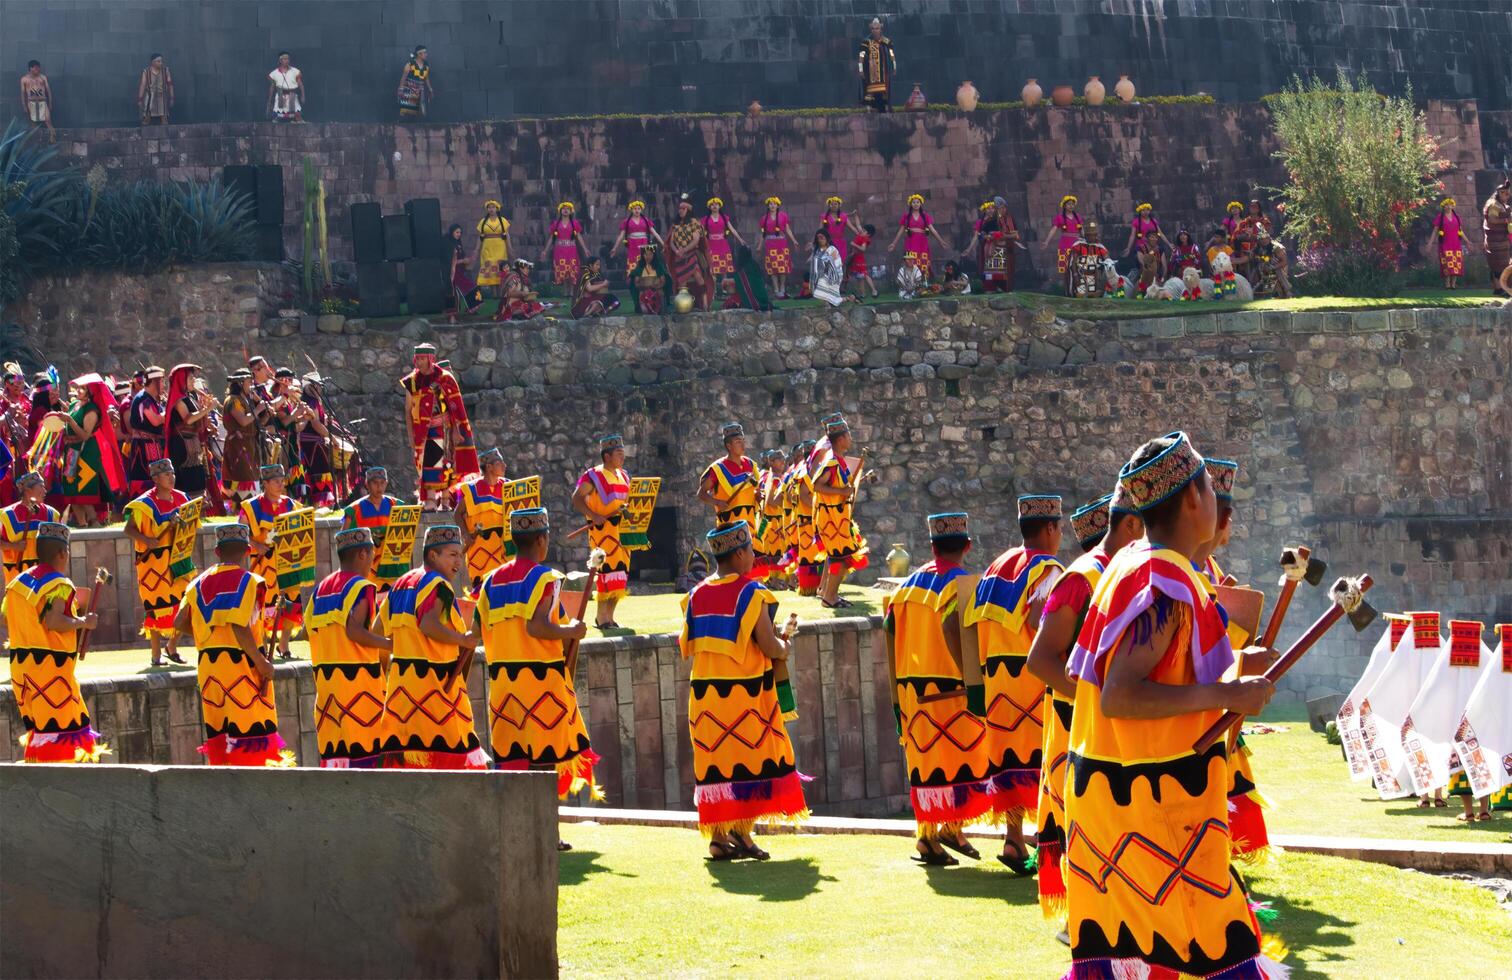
<box><xmin>548</xmin><ymin>217</ymin><xmax>583</xmax><ymax>285</ymax></box>
<box><xmin>1432</xmin><ymin>211</ymin><xmax>1464</xmax><ymax>276</ymax></box>
<box><xmin>1052</xmin><ymin>212</ymin><xmax>1083</xmax><ymax>275</ymax></box>
<box><xmin>1130</xmin><ymin>214</ymin><xmax>1162</xmax><ymax>248</ymax></box>
<box><xmin>899</xmin><ymin>211</ymin><xmax>933</xmax><ymax>276</ymax></box>
<box><xmin>702</xmin><ymin>214</ymin><xmax>736</xmax><ymax>276</ymax></box>
<box><xmin>821</xmin><ymin>211</ymin><xmax>851</xmax><ymax>264</ymax></box>
<box><xmin>620</xmin><ymin>215</ymin><xmax>655</xmax><ymax>273</ymax></box>
<box><xmin>760</xmin><ymin>212</ymin><xmax>792</xmax><ymax>275</ymax></box>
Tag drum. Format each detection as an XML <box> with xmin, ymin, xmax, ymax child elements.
<box><xmin>37</xmin><ymin>414</ymin><xmax>66</xmax><ymax>435</ymax></box>
<box><xmin>330</xmin><ymin>436</ymin><xmax>356</xmax><ymax>470</ymax></box>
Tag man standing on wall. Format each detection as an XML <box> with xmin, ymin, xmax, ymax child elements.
<box><xmin>857</xmin><ymin>18</ymin><xmax>895</xmax><ymax>113</ymax></box>
<box><xmin>19</xmin><ymin>60</ymin><xmax>54</xmax><ymax>141</ymax></box>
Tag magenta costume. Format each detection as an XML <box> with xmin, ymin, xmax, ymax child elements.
<box><xmin>1130</xmin><ymin>214</ymin><xmax>1162</xmax><ymax>248</ymax></box>
<box><xmin>620</xmin><ymin>215</ymin><xmax>656</xmax><ymax>274</ymax></box>
<box><xmin>1170</xmin><ymin>243</ymin><xmax>1202</xmax><ymax>277</ymax></box>
<box><xmin>1432</xmin><ymin>210</ymin><xmax>1465</xmax><ymax>278</ymax></box>
<box><xmin>760</xmin><ymin>212</ymin><xmax>793</xmax><ymax>275</ymax></box>
<box><xmin>1052</xmin><ymin>212</ymin><xmax>1083</xmax><ymax>276</ymax></box>
<box><xmin>899</xmin><ymin>210</ymin><xmax>934</xmax><ymax>277</ymax></box>
<box><xmin>548</xmin><ymin>216</ymin><xmax>584</xmax><ymax>285</ymax></box>
<box><xmin>701</xmin><ymin>213</ymin><xmax>736</xmax><ymax>277</ymax></box>
<box><xmin>821</xmin><ymin>211</ymin><xmax>851</xmax><ymax>264</ymax></box>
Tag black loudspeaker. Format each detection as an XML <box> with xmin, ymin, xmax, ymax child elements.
<box><xmin>405</xmin><ymin>198</ymin><xmax>444</xmax><ymax>260</ymax></box>
<box><xmin>254</xmin><ymin>165</ymin><xmax>283</xmax><ymax>225</ymax></box>
<box><xmin>222</xmin><ymin>165</ymin><xmax>258</xmax><ymax>211</ymax></box>
<box><xmin>357</xmin><ymin>262</ymin><xmax>400</xmax><ymax>318</ymax></box>
<box><xmin>254</xmin><ymin>225</ymin><xmax>285</xmax><ymax>261</ymax></box>
<box><xmin>404</xmin><ymin>257</ymin><xmax>447</xmax><ymax>315</ymax></box>
<box><xmin>383</xmin><ymin>214</ymin><xmax>413</xmax><ymax>261</ymax></box>
<box><xmin>349</xmin><ymin>202</ymin><xmax>385</xmax><ymax>264</ymax></box>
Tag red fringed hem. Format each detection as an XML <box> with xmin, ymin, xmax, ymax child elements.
<box><xmin>910</xmin><ymin>780</ymin><xmax>994</xmax><ymax>827</ymax></box>
<box><xmin>198</xmin><ymin>732</ymin><xmax>289</xmax><ymax>767</ymax></box>
<box><xmin>387</xmin><ymin>747</ymin><xmax>491</xmax><ymax>770</ymax></box>
<box><xmin>987</xmin><ymin>770</ymin><xmax>1039</xmax><ymax>820</ymax></box>
<box><xmin>696</xmin><ymin>770</ymin><xmax>808</xmax><ymax>829</ymax></box>
<box><xmin>796</xmin><ymin>564</ymin><xmax>821</xmax><ymax>591</ymax></box>
<box><xmin>21</xmin><ymin>728</ymin><xmax>106</xmax><ymax>763</ymax></box>
<box><xmin>1037</xmin><ymin>839</ymin><xmax>1067</xmax><ymax>918</ymax></box>
<box><xmin>825</xmin><ymin>553</ymin><xmax>869</xmax><ymax>574</ymax></box>
<box><xmin>557</xmin><ymin>748</ymin><xmax>601</xmax><ymax>799</ymax></box>
<box><xmin>1230</xmin><ymin>793</ymin><xmax>1271</xmax><ymax>857</ymax></box>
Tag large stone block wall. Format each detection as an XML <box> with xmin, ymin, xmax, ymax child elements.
<box><xmin>3</xmin><ymin>0</ymin><xmax>1510</xmax><ymax>128</ymax></box>
<box><xmin>24</xmin><ymin>99</ymin><xmax>1487</xmax><ymax>283</ymax></box>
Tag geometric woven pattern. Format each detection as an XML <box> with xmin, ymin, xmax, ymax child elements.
<box><xmin>691</xmin><ymin>703</ymin><xmax>782</xmax><ymax>755</ymax></box>
<box><xmin>1066</xmin><ymin>817</ymin><xmax>1234</xmax><ymax>904</ymax></box>
<box><xmin>199</xmin><ymin>675</ymin><xmax>274</xmax><ymax>712</ymax></box>
<box><xmin>985</xmin><ymin>688</ymin><xmax>1044</xmax><ymax>736</ymax></box>
<box><xmin>906</xmin><ymin>706</ymin><xmax>987</xmax><ymax>754</ymax></box>
<box><xmin>15</xmin><ymin>674</ymin><xmax>83</xmax><ymax>712</ymax></box>
<box><xmin>384</xmin><ymin>685</ymin><xmax>467</xmax><ymax>727</ymax></box>
<box><xmin>315</xmin><ymin>690</ymin><xmax>385</xmax><ymax>730</ymax></box>
<box><xmin>491</xmin><ymin>691</ymin><xmax>570</xmax><ymax>733</ymax></box>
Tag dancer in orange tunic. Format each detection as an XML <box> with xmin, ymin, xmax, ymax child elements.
<box><xmin>697</xmin><ymin>422</ymin><xmax>760</xmax><ymax>528</ymax></box>
<box><xmin>1</xmin><ymin>472</ymin><xmax>59</xmax><ymax>587</ymax></box>
<box><xmin>571</xmin><ymin>434</ymin><xmax>632</xmax><ymax>628</ymax></box>
<box><xmin>309</xmin><ymin>527</ymin><xmax>392</xmax><ymax>768</ymax></box>
<box><xmin>454</xmin><ymin>447</ymin><xmax>509</xmax><ymax>594</ymax></box>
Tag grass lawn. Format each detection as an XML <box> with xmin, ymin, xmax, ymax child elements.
<box><xmin>559</xmin><ymin>823</ymin><xmax>1511</xmax><ymax>979</ymax></box>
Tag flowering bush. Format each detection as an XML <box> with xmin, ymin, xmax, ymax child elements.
<box><xmin>1268</xmin><ymin>72</ymin><xmax>1448</xmax><ymax>281</ymax></box>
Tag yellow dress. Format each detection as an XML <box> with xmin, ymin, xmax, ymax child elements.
<box><xmin>577</xmin><ymin>464</ymin><xmax>631</xmax><ymax>601</ymax></box>
<box><xmin>458</xmin><ymin>477</ymin><xmax>507</xmax><ymax>592</ymax></box>
<box><xmin>699</xmin><ymin>455</ymin><xmax>760</xmax><ymax>526</ymax></box>
<box><xmin>0</xmin><ymin>502</ymin><xmax>60</xmax><ymax>586</ymax></box>
<box><xmin>239</xmin><ymin>493</ymin><xmax>302</xmax><ymax>629</ymax></box>
<box><xmin>476</xmin><ymin>215</ymin><xmax>510</xmax><ymax>286</ymax></box>
<box><xmin>811</xmin><ymin>455</ymin><xmax>868</xmax><ymax>572</ymax></box>
<box><xmin>122</xmin><ymin>489</ymin><xmax>192</xmax><ymax>638</ymax></box>
<box><xmin>3</xmin><ymin>567</ymin><xmax>104</xmax><ymax>762</ymax></box>
<box><xmin>308</xmin><ymin>570</ymin><xmax>387</xmax><ymax>767</ymax></box>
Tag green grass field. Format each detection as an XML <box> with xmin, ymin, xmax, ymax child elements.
<box><xmin>558</xmin><ymin>823</ymin><xmax>1511</xmax><ymax>979</ymax></box>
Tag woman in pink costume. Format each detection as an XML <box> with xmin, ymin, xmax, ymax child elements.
<box><xmin>886</xmin><ymin>193</ymin><xmax>950</xmax><ymax>279</ymax></box>
<box><xmin>1047</xmin><ymin>194</ymin><xmax>1083</xmax><ymax>280</ymax></box>
<box><xmin>758</xmin><ymin>196</ymin><xmax>802</xmax><ymax>299</ymax></box>
<box><xmin>540</xmin><ymin>201</ymin><xmax>588</xmax><ymax>287</ymax></box>
<box><xmin>819</xmin><ymin>195</ymin><xmax>863</xmax><ymax>266</ymax></box>
<box><xmin>608</xmin><ymin>201</ymin><xmax>664</xmax><ymax>277</ymax></box>
<box><xmin>700</xmin><ymin>197</ymin><xmax>747</xmax><ymax>279</ymax></box>
<box><xmin>1430</xmin><ymin>196</ymin><xmax>1468</xmax><ymax>289</ymax></box>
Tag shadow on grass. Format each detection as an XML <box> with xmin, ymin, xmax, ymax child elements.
<box><xmin>1370</xmin><ymin>800</ymin><xmax>1507</xmax><ymax>839</ymax></box>
<box><xmin>558</xmin><ymin>849</ymin><xmax>637</xmax><ymax>887</ymax></box>
<box><xmin>920</xmin><ymin>862</ymin><xmax>1040</xmax><ymax>904</ymax></box>
<box><xmin>704</xmin><ymin>855</ymin><xmax>835</xmax><ymax>901</ymax></box>
<box><xmin>1259</xmin><ymin>887</ymin><xmax>1360</xmax><ymax>980</ymax></box>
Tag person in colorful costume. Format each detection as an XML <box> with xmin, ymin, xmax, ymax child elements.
<box><xmin>888</xmin><ymin>194</ymin><xmax>950</xmax><ymax>280</ymax></box>
<box><xmin>1168</xmin><ymin>228</ymin><xmax>1203</xmax><ymax>279</ymax></box>
<box><xmin>662</xmin><ymin>195</ymin><xmax>710</xmax><ymax>310</ymax></box>
<box><xmin>1206</xmin><ymin>227</ymin><xmax>1240</xmax><ymax>297</ymax></box>
<box><xmin>342</xmin><ymin>466</ymin><xmax>406</xmax><ymax>590</ymax></box>
<box><xmin>1</xmin><ymin>472</ymin><xmax>59</xmax><ymax>587</ymax></box>
<box><xmin>1430</xmin><ymin>197</ymin><xmax>1468</xmax><ymax>290</ymax></box>
<box><xmin>1066</xmin><ymin>221</ymin><xmax>1109</xmax><ymax>299</ymax></box>
<box><xmin>4</xmin><ymin>521</ymin><xmax>105</xmax><ymax>763</ymax></box>
<box><xmin>681</xmin><ymin>519</ymin><xmax>805</xmax><ymax>860</ymax></box>
<box><xmin>124</xmin><ymin>366</ymin><xmax>167</xmax><ymax>495</ymax></box>
<box><xmin>1064</xmin><ymin>432</ymin><xmax>1282</xmax><ymax>979</ymax></box>
<box><xmin>444</xmin><ymin>224</ymin><xmax>487</xmax><ymax>321</ymax></box>
<box><xmin>758</xmin><ymin>196</ymin><xmax>800</xmax><ymax>299</ymax></box>
<box><xmin>54</xmin><ymin>373</ymin><xmax>128</xmax><ymax>527</ymax></box>
<box><xmin>753</xmin><ymin>449</ymin><xmax>788</xmax><ymax>582</ymax></box>
<box><xmin>1249</xmin><ymin>228</ymin><xmax>1291</xmax><ymax>299</ymax></box>
<box><xmin>478</xmin><ymin>507</ymin><xmax>601</xmax><ymax>850</ymax></box>
<box><xmin>630</xmin><ymin>244</ymin><xmax>674</xmax><ymax>315</ymax></box>
<box><xmin>968</xmin><ymin>494</ymin><xmax>1065</xmax><ymax>871</ymax></box>
<box><xmin>495</xmin><ymin>258</ymin><xmax>547</xmax><ymax>322</ymax></box>
<box><xmin>175</xmin><ymin>524</ymin><xmax>287</xmax><ymax>767</ymax></box>
<box><xmin>610</xmin><ymin>199</ymin><xmax>663</xmax><ymax>278</ymax></box>
<box><xmin>1027</xmin><ymin>487</ymin><xmax>1143</xmax><ymax>927</ymax></box>
<box><xmin>572</xmin><ymin>434</ymin><xmax>632</xmax><ymax>628</ymax></box>
<box><xmin>401</xmin><ymin>342</ymin><xmax>479</xmax><ymax>509</ymax></box>
<box><xmin>122</xmin><ymin>458</ymin><xmax>192</xmax><ymax>667</ymax></box>
<box><xmin>395</xmin><ymin>45</ymin><xmax>432</xmax><ymax>119</ymax></box>
<box><xmin>856</xmin><ymin>18</ymin><xmax>896</xmax><ymax>113</ymax></box>
<box><xmin>1122</xmin><ymin>202</ymin><xmax>1172</xmax><ymax>258</ymax></box>
<box><xmin>476</xmin><ymin>199</ymin><xmax>510</xmax><ymax>293</ymax></box>
<box><xmin>1049</xmin><ymin>195</ymin><xmax>1084</xmax><ymax>284</ymax></box>
<box><xmin>309</xmin><ymin>527</ymin><xmax>392</xmax><ymax>768</ymax></box>
<box><xmin>1483</xmin><ymin>181</ymin><xmax>1511</xmax><ymax>292</ymax></box>
<box><xmin>379</xmin><ymin>524</ymin><xmax>489</xmax><ymax>770</ymax></box>
<box><xmin>240</xmin><ymin>464</ymin><xmax>301</xmax><ymax>658</ymax></box>
<box><xmin>455</xmin><ymin>447</ymin><xmax>509</xmax><ymax>594</ymax></box>
<box><xmin>810</xmin><ymin>415</ymin><xmax>868</xmax><ymax>608</ymax></box>
<box><xmin>820</xmin><ymin>196</ymin><xmax>861</xmax><ymax>268</ymax></box>
<box><xmin>1133</xmin><ymin>231</ymin><xmax>1167</xmax><ymax>296</ymax></box>
<box><xmin>570</xmin><ymin>256</ymin><xmax>621</xmax><ymax>318</ymax></box>
<box><xmin>786</xmin><ymin>440</ymin><xmax>822</xmax><ymax>594</ymax></box>
<box><xmin>698</xmin><ymin>422</ymin><xmax>760</xmax><ymax>530</ymax></box>
<box><xmin>701</xmin><ymin>197</ymin><xmax>746</xmax><ymax>281</ymax></box>
<box><xmin>541</xmin><ymin>201</ymin><xmax>587</xmax><ymax>287</ymax></box>
<box><xmin>219</xmin><ymin>370</ymin><xmax>262</xmax><ymax>505</ymax></box>
<box><xmin>886</xmin><ymin>512</ymin><xmax>992</xmax><ymax>865</ymax></box>
<box><xmin>1221</xmin><ymin>201</ymin><xmax>1244</xmax><ymax>242</ymax></box>
<box><xmin>1232</xmin><ymin>198</ymin><xmax>1272</xmax><ymax>279</ymax></box>
<box><xmin>971</xmin><ymin>197</ymin><xmax>1019</xmax><ymax>292</ymax></box>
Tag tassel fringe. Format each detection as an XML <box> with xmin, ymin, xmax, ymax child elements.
<box><xmin>19</xmin><ymin>729</ymin><xmax>108</xmax><ymax>763</ymax></box>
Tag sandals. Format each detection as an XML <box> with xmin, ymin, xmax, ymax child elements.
<box><xmin>998</xmin><ymin>839</ymin><xmax>1035</xmax><ymax>876</ymax></box>
<box><xmin>707</xmin><ymin>840</ymin><xmax>740</xmax><ymax>862</ymax></box>
<box><xmin>1479</xmin><ymin>811</ymin><xmax>1493</xmax><ymax>822</ymax></box>
<box><xmin>557</xmin><ymin>840</ymin><xmax>573</xmax><ymax>852</ymax></box>
<box><xmin>941</xmin><ymin>836</ymin><xmax>981</xmax><ymax>861</ymax></box>
<box><xmin>735</xmin><ymin>837</ymin><xmax>770</xmax><ymax>862</ymax></box>
<box><xmin>913</xmin><ymin>843</ymin><xmax>958</xmax><ymax>867</ymax></box>
<box><xmin>1434</xmin><ymin>798</ymin><xmax>1448</xmax><ymax>809</ymax></box>
<box><xmin>1417</xmin><ymin>798</ymin><xmax>1433</xmax><ymax>809</ymax></box>
<box><xmin>165</xmin><ymin>652</ymin><xmax>188</xmax><ymax>665</ymax></box>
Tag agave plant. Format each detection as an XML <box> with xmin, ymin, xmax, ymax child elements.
<box><xmin>0</xmin><ymin>119</ymin><xmax>85</xmax><ymax>271</ymax></box>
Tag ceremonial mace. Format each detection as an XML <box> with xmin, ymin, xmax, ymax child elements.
<box><xmin>73</xmin><ymin>567</ymin><xmax>115</xmax><ymax>660</ymax></box>
<box><xmin>564</xmin><ymin>548</ymin><xmax>607</xmax><ymax>678</ymax></box>
<box><xmin>1258</xmin><ymin>545</ymin><xmax>1327</xmax><ymax>649</ymax></box>
<box><xmin>1194</xmin><ymin>574</ymin><xmax>1377</xmax><ymax>754</ymax></box>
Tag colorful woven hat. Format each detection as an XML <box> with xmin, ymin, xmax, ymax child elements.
<box><xmin>15</xmin><ymin>471</ymin><xmax>44</xmax><ymax>490</ymax></box>
<box><xmin>708</xmin><ymin>521</ymin><xmax>752</xmax><ymax>558</ymax></box>
<box><xmin>144</xmin><ymin>365</ymin><xmax>165</xmax><ymax>380</ymax></box>
<box><xmin>36</xmin><ymin>521</ymin><xmax>69</xmax><ymax>544</ymax></box>
<box><xmin>926</xmin><ymin>512</ymin><xmax>969</xmax><ymax>540</ymax></box>
<box><xmin>1018</xmin><ymin>494</ymin><xmax>1063</xmax><ymax>520</ymax></box>
<box><xmin>423</xmin><ymin>525</ymin><xmax>463</xmax><ymax>550</ymax></box>
<box><xmin>825</xmin><ymin>415</ymin><xmax>849</xmax><ymax>436</ymax></box>
<box><xmin>1109</xmin><ymin>480</ymin><xmax>1138</xmax><ymax>517</ymax></box>
<box><xmin>1070</xmin><ymin>495</ymin><xmax>1111</xmax><ymax>548</ymax></box>
<box><xmin>335</xmin><ymin>527</ymin><xmax>374</xmax><ymax>553</ymax></box>
<box><xmin>215</xmin><ymin>523</ymin><xmax>251</xmax><ymax>546</ymax></box>
<box><xmin>721</xmin><ymin>422</ymin><xmax>744</xmax><ymax>441</ymax></box>
<box><xmin>599</xmin><ymin>433</ymin><xmax>624</xmax><ymax>451</ymax></box>
<box><xmin>1207</xmin><ymin>458</ymin><xmax>1238</xmax><ymax>503</ymax></box>
<box><xmin>762</xmin><ymin>448</ymin><xmax>785</xmax><ymax>463</ymax></box>
<box><xmin>1119</xmin><ymin>432</ymin><xmax>1206</xmax><ymax>513</ymax></box>
<box><xmin>413</xmin><ymin>342</ymin><xmax>438</xmax><ymax>356</ymax></box>
<box><xmin>364</xmin><ymin>466</ymin><xmax>388</xmax><ymax>481</ymax></box>
<box><xmin>260</xmin><ymin>464</ymin><xmax>286</xmax><ymax>482</ymax></box>
<box><xmin>479</xmin><ymin>447</ymin><xmax>504</xmax><ymax>466</ymax></box>
<box><xmin>148</xmin><ymin>458</ymin><xmax>175</xmax><ymax>477</ymax></box>
<box><xmin>510</xmin><ymin>506</ymin><xmax>549</xmax><ymax>535</ymax></box>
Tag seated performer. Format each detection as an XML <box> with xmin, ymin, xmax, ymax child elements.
<box><xmin>753</xmin><ymin>449</ymin><xmax>788</xmax><ymax>582</ymax></box>
<box><xmin>3</xmin><ymin>521</ymin><xmax>105</xmax><ymax>762</ymax></box>
<box><xmin>697</xmin><ymin>422</ymin><xmax>760</xmax><ymax>528</ymax></box>
<box><xmin>342</xmin><ymin>466</ymin><xmax>405</xmax><ymax>590</ymax></box>
<box><xmin>1026</xmin><ymin>487</ymin><xmax>1142</xmax><ymax>928</ymax></box>
<box><xmin>967</xmin><ymin>494</ymin><xmax>1064</xmax><ymax>872</ymax></box>
<box><xmin>681</xmin><ymin>521</ymin><xmax>805</xmax><ymax>860</ymax></box>
<box><xmin>455</xmin><ymin>447</ymin><xmax>508</xmax><ymax>594</ymax></box>
<box><xmin>122</xmin><ymin>458</ymin><xmax>191</xmax><ymax>667</ymax></box>
<box><xmin>175</xmin><ymin>524</ymin><xmax>287</xmax><ymax>766</ymax></box>
<box><xmin>308</xmin><ymin>527</ymin><xmax>392</xmax><ymax>768</ymax></box>
<box><xmin>1</xmin><ymin>472</ymin><xmax>59</xmax><ymax>587</ymax></box>
<box><xmin>379</xmin><ymin>524</ymin><xmax>489</xmax><ymax>770</ymax></box>
<box><xmin>571</xmin><ymin>256</ymin><xmax>621</xmax><ymax>318</ymax></box>
<box><xmin>571</xmin><ymin>434</ymin><xmax>632</xmax><ymax>629</ymax></box>
<box><xmin>240</xmin><ymin>464</ymin><xmax>301</xmax><ymax>659</ymax></box>
<box><xmin>1064</xmin><ymin>432</ymin><xmax>1280</xmax><ymax>978</ymax></box>
<box><xmin>810</xmin><ymin>416</ymin><xmax>869</xmax><ymax>608</ymax></box>
<box><xmin>495</xmin><ymin>258</ymin><xmax>547</xmax><ymax>322</ymax></box>
<box><xmin>886</xmin><ymin>512</ymin><xmax>992</xmax><ymax>866</ymax></box>
<box><xmin>477</xmin><ymin>507</ymin><xmax>601</xmax><ymax>850</ymax></box>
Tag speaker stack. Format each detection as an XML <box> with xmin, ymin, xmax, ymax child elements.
<box><xmin>223</xmin><ymin>164</ymin><xmax>285</xmax><ymax>261</ymax></box>
<box><xmin>349</xmin><ymin>197</ymin><xmax>452</xmax><ymax>318</ymax></box>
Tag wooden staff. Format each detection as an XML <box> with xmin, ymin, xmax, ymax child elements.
<box><xmin>73</xmin><ymin>567</ymin><xmax>114</xmax><ymax>660</ymax></box>
<box><xmin>1258</xmin><ymin>545</ymin><xmax>1324</xmax><ymax>650</ymax></box>
<box><xmin>564</xmin><ymin>548</ymin><xmax>607</xmax><ymax>678</ymax></box>
<box><xmin>1195</xmin><ymin>574</ymin><xmax>1374</xmax><ymax>754</ymax></box>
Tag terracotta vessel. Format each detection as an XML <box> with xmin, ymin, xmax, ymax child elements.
<box><xmin>956</xmin><ymin>80</ymin><xmax>979</xmax><ymax>111</ymax></box>
<box><xmin>747</xmin><ymin>99</ymin><xmax>763</xmax><ymax>116</ymax></box>
<box><xmin>1084</xmin><ymin>76</ymin><xmax>1106</xmax><ymax>106</ymax></box>
<box><xmin>673</xmin><ymin>287</ymin><xmax>695</xmax><ymax>314</ymax></box>
<box><xmin>1021</xmin><ymin>78</ymin><xmax>1043</xmax><ymax>107</ymax></box>
<box><xmin>886</xmin><ymin>544</ymin><xmax>912</xmax><ymax>578</ymax></box>
<box><xmin>1050</xmin><ymin>84</ymin><xmax>1074</xmax><ymax>107</ymax></box>
<box><xmin>1115</xmin><ymin>74</ymin><xmax>1136</xmax><ymax>103</ymax></box>
<box><xmin>904</xmin><ymin>83</ymin><xmax>927</xmax><ymax>110</ymax></box>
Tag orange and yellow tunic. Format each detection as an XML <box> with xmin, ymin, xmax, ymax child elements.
<box><xmin>680</xmin><ymin>573</ymin><xmax>807</xmax><ymax>837</ymax></box>
<box><xmin>753</xmin><ymin>469</ymin><xmax>787</xmax><ymax>579</ymax></box>
<box><xmin>811</xmin><ymin>454</ymin><xmax>869</xmax><ymax>573</ymax></box>
<box><xmin>343</xmin><ymin>494</ymin><xmax>404</xmax><ymax>587</ymax></box>
<box><xmin>699</xmin><ymin>455</ymin><xmax>760</xmax><ymax>526</ymax></box>
<box><xmin>789</xmin><ymin>463</ymin><xmax>824</xmax><ymax>592</ymax></box>
<box><xmin>3</xmin><ymin>567</ymin><xmax>104</xmax><ymax>762</ymax></box>
<box><xmin>0</xmin><ymin>501</ymin><xmax>60</xmax><ymax>586</ymax></box>
<box><xmin>886</xmin><ymin>560</ymin><xmax>994</xmax><ymax>841</ymax></box>
<box><xmin>239</xmin><ymin>493</ymin><xmax>302</xmax><ymax>629</ymax></box>
<box><xmin>308</xmin><ymin>570</ymin><xmax>387</xmax><ymax>767</ymax></box>
<box><xmin>478</xmin><ymin>557</ymin><xmax>599</xmax><ymax>796</ymax></box>
<box><xmin>458</xmin><ymin>477</ymin><xmax>507</xmax><ymax>592</ymax></box>
<box><xmin>1032</xmin><ymin>546</ymin><xmax>1110</xmax><ymax>920</ymax></box>
<box><xmin>181</xmin><ymin>564</ymin><xmax>287</xmax><ymax>766</ymax></box>
<box><xmin>1064</xmin><ymin>543</ymin><xmax>1275</xmax><ymax>978</ymax></box>
<box><xmin>575</xmin><ymin>465</ymin><xmax>631</xmax><ymax>600</ymax></box>
<box><xmin>123</xmin><ymin>488</ymin><xmax>192</xmax><ymax>638</ymax></box>
<box><xmin>967</xmin><ymin>547</ymin><xmax>1063</xmax><ymax>821</ymax></box>
<box><xmin>378</xmin><ymin>568</ymin><xmax>489</xmax><ymax>769</ymax></box>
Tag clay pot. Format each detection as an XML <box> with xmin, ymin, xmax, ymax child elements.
<box><xmin>956</xmin><ymin>80</ymin><xmax>979</xmax><ymax>111</ymax></box>
<box><xmin>885</xmin><ymin>543</ymin><xmax>912</xmax><ymax>578</ymax></box>
<box><xmin>1021</xmin><ymin>78</ymin><xmax>1043</xmax><ymax>107</ymax></box>
<box><xmin>673</xmin><ymin>287</ymin><xmax>695</xmax><ymax>314</ymax></box>
<box><xmin>1050</xmin><ymin>84</ymin><xmax>1074</xmax><ymax>107</ymax></box>
<box><xmin>904</xmin><ymin>82</ymin><xmax>927</xmax><ymax>111</ymax></box>
<box><xmin>747</xmin><ymin>99</ymin><xmax>763</xmax><ymax>116</ymax></box>
<box><xmin>1115</xmin><ymin>74</ymin><xmax>1136</xmax><ymax>103</ymax></box>
<box><xmin>1085</xmin><ymin>75</ymin><xmax>1106</xmax><ymax>106</ymax></box>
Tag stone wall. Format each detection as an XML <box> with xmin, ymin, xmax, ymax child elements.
<box><xmin>0</xmin><ymin>764</ymin><xmax>558</xmax><ymax>979</ymax></box>
<box><xmin>4</xmin><ymin>0</ymin><xmax>1510</xmax><ymax>128</ymax></box>
<box><xmin>27</xmin><ymin>99</ymin><xmax>1488</xmax><ymax>282</ymax></box>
